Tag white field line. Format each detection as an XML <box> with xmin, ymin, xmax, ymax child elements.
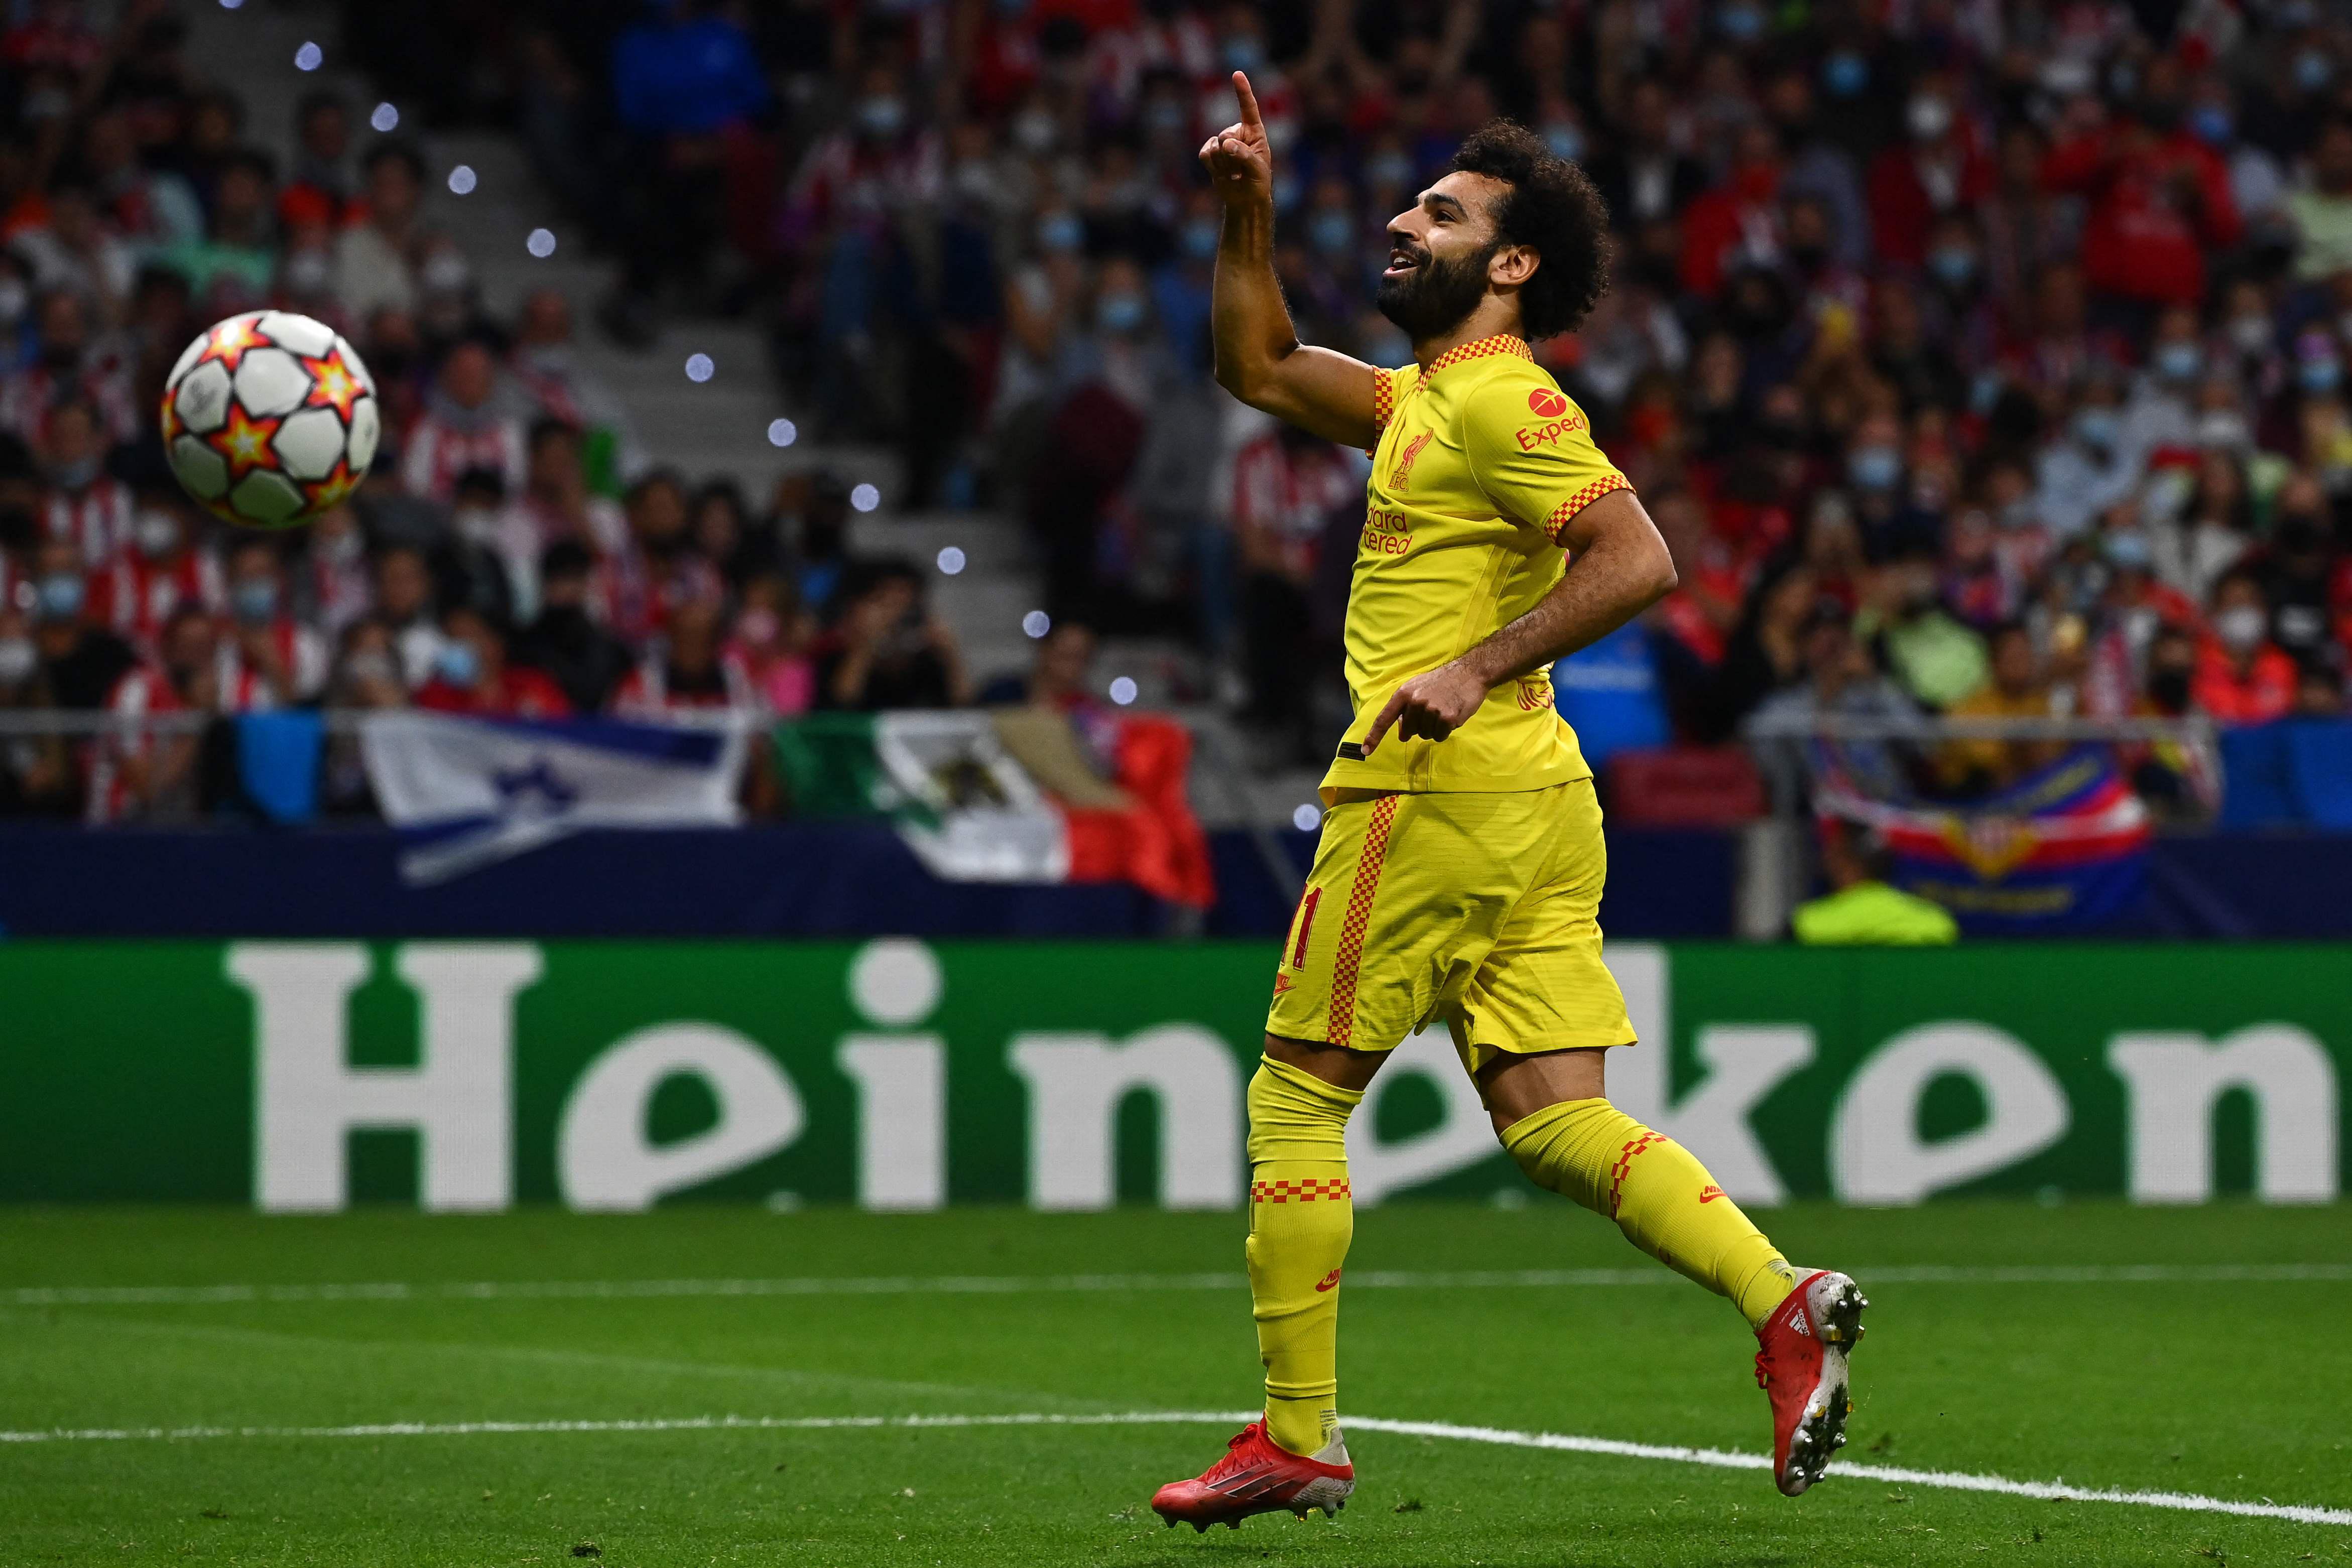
<box><xmin>7</xmin><ymin>1261</ymin><xmax>2349</xmax><ymax>1308</ymax></box>
<box><xmin>1</xmin><ymin>1408</ymin><xmax>2345</xmax><ymax>1528</ymax></box>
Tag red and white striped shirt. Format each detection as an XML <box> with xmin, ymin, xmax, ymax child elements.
<box><xmin>84</xmin><ymin>664</ymin><xmax>184</xmax><ymax>824</ymax></box>
<box><xmin>86</xmin><ymin>546</ymin><xmax>225</xmax><ymax>651</ymax></box>
<box><xmin>611</xmin><ymin>649</ymin><xmax>755</xmax><ymax>716</ymax></box>
<box><xmin>44</xmin><ymin>479</ymin><xmax>133</xmax><ymax>568</ymax></box>
<box><xmin>398</xmin><ymin>410</ymin><xmax>528</xmax><ymax>502</ymax></box>
<box><xmin>214</xmin><ymin>619</ymin><xmax>330</xmax><ymax>710</ymax></box>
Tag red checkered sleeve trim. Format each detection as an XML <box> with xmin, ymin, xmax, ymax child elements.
<box><xmin>1371</xmin><ymin>370</ymin><xmax>1396</xmax><ymax>432</ymax></box>
<box><xmin>1423</xmin><ymin>334</ymin><xmax>1533</xmax><ymax>377</ymax></box>
<box><xmin>1251</xmin><ymin>1177</ymin><xmax>1354</xmax><ymax>1204</ymax></box>
<box><xmin>1543</xmin><ymin>472</ymin><xmax>1633</xmax><ymax>543</ymax></box>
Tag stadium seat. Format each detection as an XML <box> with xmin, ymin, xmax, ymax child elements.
<box><xmin>1603</xmin><ymin>745</ymin><xmax>1767</xmax><ymax>827</ymax></box>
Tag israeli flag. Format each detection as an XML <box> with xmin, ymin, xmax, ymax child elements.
<box><xmin>361</xmin><ymin>712</ymin><xmax>749</xmax><ymax>884</ymax></box>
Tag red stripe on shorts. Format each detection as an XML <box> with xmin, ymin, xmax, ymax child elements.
<box><xmin>1325</xmin><ymin>795</ymin><xmax>1400</xmax><ymax>1049</ymax></box>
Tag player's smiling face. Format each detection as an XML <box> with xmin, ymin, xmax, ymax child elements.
<box><xmin>1381</xmin><ymin>171</ymin><xmax>1504</xmax><ymax>283</ymax></box>
<box><xmin>1375</xmin><ymin>171</ymin><xmax>1529</xmax><ymax>343</ymax></box>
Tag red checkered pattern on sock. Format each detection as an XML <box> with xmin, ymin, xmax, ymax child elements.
<box><xmin>1251</xmin><ymin>1177</ymin><xmax>1354</xmax><ymax>1204</ymax></box>
<box><xmin>1606</xmin><ymin>1130</ymin><xmax>1668</xmax><ymax>1219</ymax></box>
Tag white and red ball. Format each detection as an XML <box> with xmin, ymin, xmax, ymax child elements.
<box><xmin>159</xmin><ymin>311</ymin><xmax>379</xmax><ymax>530</ymax></box>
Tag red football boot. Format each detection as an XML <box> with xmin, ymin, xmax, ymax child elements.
<box><xmin>1149</xmin><ymin>1421</ymin><xmax>1355</xmax><ymax>1531</ymax></box>
<box><xmin>1753</xmin><ymin>1268</ymin><xmax>1869</xmax><ymax>1497</ymax></box>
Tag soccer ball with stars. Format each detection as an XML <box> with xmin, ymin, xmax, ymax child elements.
<box><xmin>159</xmin><ymin>311</ymin><xmax>380</xmax><ymax>529</ymax></box>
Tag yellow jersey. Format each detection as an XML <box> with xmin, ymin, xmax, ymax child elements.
<box><xmin>1320</xmin><ymin>333</ymin><xmax>1632</xmax><ymax>803</ymax></box>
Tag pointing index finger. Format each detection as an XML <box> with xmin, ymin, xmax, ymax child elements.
<box><xmin>1361</xmin><ymin>689</ymin><xmax>1407</xmax><ymax>754</ymax></box>
<box><xmin>1233</xmin><ymin>71</ymin><xmax>1263</xmax><ymax>131</ymax></box>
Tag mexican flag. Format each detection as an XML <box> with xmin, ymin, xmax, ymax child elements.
<box><xmin>772</xmin><ymin>710</ymin><xmax>1214</xmax><ymax>906</ymax></box>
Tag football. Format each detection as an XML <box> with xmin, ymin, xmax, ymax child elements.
<box><xmin>159</xmin><ymin>310</ymin><xmax>380</xmax><ymax>530</ymax></box>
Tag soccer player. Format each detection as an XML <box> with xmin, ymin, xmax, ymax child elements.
<box><xmin>1148</xmin><ymin>76</ymin><xmax>1867</xmax><ymax>1530</ymax></box>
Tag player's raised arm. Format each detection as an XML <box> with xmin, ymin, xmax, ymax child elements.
<box><xmin>1201</xmin><ymin>72</ymin><xmax>1384</xmax><ymax>449</ymax></box>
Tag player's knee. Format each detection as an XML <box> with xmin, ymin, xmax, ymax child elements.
<box><xmin>1245</xmin><ymin>1057</ymin><xmax>1360</xmax><ymax>1165</ymax></box>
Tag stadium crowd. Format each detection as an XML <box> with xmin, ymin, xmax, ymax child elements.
<box><xmin>8</xmin><ymin>0</ymin><xmax>2352</xmax><ymax>824</ymax></box>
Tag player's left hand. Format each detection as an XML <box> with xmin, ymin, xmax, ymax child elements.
<box><xmin>1362</xmin><ymin>662</ymin><xmax>1488</xmax><ymax>752</ymax></box>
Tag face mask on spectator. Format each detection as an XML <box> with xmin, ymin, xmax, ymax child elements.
<box><xmin>36</xmin><ymin>572</ymin><xmax>82</xmax><ymax>621</ymax></box>
<box><xmin>2105</xmin><ymin>530</ymin><xmax>2153</xmax><ymax>570</ymax></box>
<box><xmin>343</xmin><ymin>650</ymin><xmax>398</xmax><ymax>689</ymax></box>
<box><xmin>1927</xmin><ymin>246</ymin><xmax>1976</xmax><ymax>288</ymax></box>
<box><xmin>134</xmin><ymin>508</ymin><xmax>180</xmax><ymax>557</ymax></box>
<box><xmin>2196</xmin><ymin>410</ymin><xmax>2251</xmax><ymax>449</ymax></box>
<box><xmin>2154</xmin><ymin>342</ymin><xmax>2202</xmax><ymax>382</ymax></box>
<box><xmin>953</xmin><ymin>162</ymin><xmax>997</xmax><ymax>206</ymax></box>
<box><xmin>1096</xmin><ymin>293</ymin><xmax>1147</xmax><ymax>334</ymax></box>
<box><xmin>2300</xmin><ymin>358</ymin><xmax>2341</xmax><ymax>394</ymax></box>
<box><xmin>0</xmin><ymin>635</ymin><xmax>34</xmax><ymax>685</ymax></box>
<box><xmin>2072</xmin><ymin>407</ymin><xmax>2120</xmax><ymax>451</ymax></box>
<box><xmin>2214</xmin><ymin>604</ymin><xmax>2268</xmax><ymax>653</ymax></box>
<box><xmin>50</xmin><ymin>454</ymin><xmax>97</xmax><ymax>490</ymax></box>
<box><xmin>1716</xmin><ymin>2</ymin><xmax>1764</xmax><ymax>41</ymax></box>
<box><xmin>1847</xmin><ymin>445</ymin><xmax>1901</xmax><ymax>490</ymax></box>
<box><xmin>283</xmin><ymin>247</ymin><xmax>332</xmax><ymax>296</ymax></box>
<box><xmin>232</xmin><ymin>580</ymin><xmax>277</xmax><ymax>624</ymax></box>
<box><xmin>1143</xmin><ymin>99</ymin><xmax>1188</xmax><ymax>137</ymax></box>
<box><xmin>1036</xmin><ymin>212</ymin><xmax>1083</xmax><ymax>253</ymax></box>
<box><xmin>1544</xmin><ymin>124</ymin><xmax>1586</xmax><ymax>163</ymax></box>
<box><xmin>1012</xmin><ymin>109</ymin><xmax>1057</xmax><ymax>155</ymax></box>
<box><xmin>856</xmin><ymin>96</ymin><xmax>906</xmax><ymax>140</ymax></box>
<box><xmin>1907</xmin><ymin>95</ymin><xmax>1952</xmax><ymax>140</ymax></box>
<box><xmin>1365</xmin><ymin>151</ymin><xmax>1411</xmax><ymax>189</ymax></box>
<box><xmin>1222</xmin><ymin>36</ymin><xmax>1265</xmax><ymax>75</ymax></box>
<box><xmin>422</xmin><ymin>249</ymin><xmax>471</xmax><ymax>296</ymax></box>
<box><xmin>435</xmin><ymin>640</ymin><xmax>482</xmax><ymax>689</ymax></box>
<box><xmin>735</xmin><ymin>607</ymin><xmax>780</xmax><ymax>647</ymax></box>
<box><xmin>0</xmin><ymin>279</ymin><xmax>27</xmax><ymax>326</ymax></box>
<box><xmin>2190</xmin><ymin>105</ymin><xmax>2233</xmax><ymax>145</ymax></box>
<box><xmin>2297</xmin><ymin>50</ymin><xmax>2334</xmax><ymax>93</ymax></box>
<box><xmin>1180</xmin><ymin>215</ymin><xmax>1219</xmax><ymax>260</ymax></box>
<box><xmin>320</xmin><ymin>527</ymin><xmax>363</xmax><ymax>567</ymax></box>
<box><xmin>2230</xmin><ymin>315</ymin><xmax>2273</xmax><ymax>355</ymax></box>
<box><xmin>1307</xmin><ymin>209</ymin><xmax>1353</xmax><ymax>255</ymax></box>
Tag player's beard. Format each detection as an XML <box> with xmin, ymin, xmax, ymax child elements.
<box><xmin>1375</xmin><ymin>237</ymin><xmax>1499</xmax><ymax>342</ymax></box>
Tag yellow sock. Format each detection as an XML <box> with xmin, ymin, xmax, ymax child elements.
<box><xmin>1501</xmin><ymin>1098</ymin><xmax>1798</xmax><ymax>1328</ymax></box>
<box><xmin>1245</xmin><ymin>1057</ymin><xmax>1361</xmax><ymax>1457</ymax></box>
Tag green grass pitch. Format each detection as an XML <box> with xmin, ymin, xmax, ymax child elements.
<box><xmin>3</xmin><ymin>1201</ymin><xmax>2348</xmax><ymax>1566</ymax></box>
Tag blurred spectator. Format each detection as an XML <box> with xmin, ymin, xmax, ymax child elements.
<box><xmin>88</xmin><ymin>606</ymin><xmax>217</xmax><ymax>825</ymax></box>
<box><xmin>505</xmin><ymin>290</ymin><xmax>643</xmax><ymax>490</ymax></box>
<box><xmin>517</xmin><ymin>418</ymin><xmax>624</xmax><ymax>556</ymax></box>
<box><xmin>1940</xmin><ymin>621</ymin><xmax>2067</xmax><ymax>794</ymax></box>
<box><xmin>85</xmin><ymin>488</ymin><xmax>221</xmax><ymax>652</ymax></box>
<box><xmin>216</xmin><ymin>536</ymin><xmax>328</xmax><ymax>709</ymax></box>
<box><xmin>511</xmin><ymin>541</ymin><xmax>634</xmax><ymax>715</ymax></box>
<box><xmin>158</xmin><ymin>146</ymin><xmax>276</xmax><ymax>297</ymax></box>
<box><xmin>1791</xmin><ymin>821</ymin><xmax>1958</xmax><ymax>946</ymax></box>
<box><xmin>38</xmin><ymin>396</ymin><xmax>129</xmax><ymax>564</ymax></box>
<box><xmin>401</xmin><ymin>339</ymin><xmax>527</xmax><ymax>502</ymax></box>
<box><xmin>440</xmin><ymin>465</ymin><xmax>533</xmax><ymax>629</ymax></box>
<box><xmin>27</xmin><ymin>536</ymin><xmax>130</xmax><ymax>709</ymax></box>
<box><xmin>373</xmin><ymin>543</ymin><xmax>445</xmax><ymax>689</ymax></box>
<box><xmin>0</xmin><ymin>604</ymin><xmax>68</xmax><ymax>814</ymax></box>
<box><xmin>2195</xmin><ymin>572</ymin><xmax>2297</xmax><ymax>726</ymax></box>
<box><xmin>817</xmin><ymin>558</ymin><xmax>968</xmax><ymax>712</ymax></box>
<box><xmin>1751</xmin><ymin>610</ymin><xmax>1919</xmax><ymax>811</ymax></box>
<box><xmin>1228</xmin><ymin>422</ymin><xmax>1354</xmax><ymax>758</ymax></box>
<box><xmin>613</xmin><ymin>594</ymin><xmax>749</xmax><ymax>714</ymax></box>
<box><xmin>279</xmin><ymin>92</ymin><xmax>354</xmax><ymax>231</ymax></box>
<box><xmin>979</xmin><ymin>620</ymin><xmax>1096</xmax><ymax>708</ymax></box>
<box><xmin>722</xmin><ymin>573</ymin><xmax>815</xmax><ymax>716</ymax></box>
<box><xmin>335</xmin><ymin>143</ymin><xmax>425</xmax><ymax>320</ymax></box>
<box><xmin>592</xmin><ymin>469</ymin><xmax>719</xmax><ymax>644</ymax></box>
<box><xmin>414</xmin><ymin>606</ymin><xmax>571</xmax><ymax>717</ymax></box>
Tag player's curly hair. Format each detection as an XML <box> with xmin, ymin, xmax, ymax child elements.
<box><xmin>1446</xmin><ymin>121</ymin><xmax>1614</xmax><ymax>341</ymax></box>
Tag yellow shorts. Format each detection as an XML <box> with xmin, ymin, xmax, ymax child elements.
<box><xmin>1264</xmin><ymin>778</ymin><xmax>1635</xmax><ymax>1075</ymax></box>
